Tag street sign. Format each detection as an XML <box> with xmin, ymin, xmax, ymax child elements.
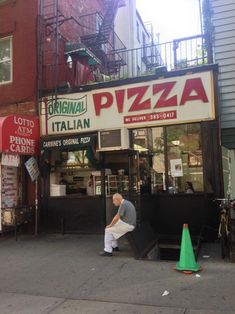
<box><xmin>25</xmin><ymin>157</ymin><xmax>40</xmax><ymax>182</ymax></box>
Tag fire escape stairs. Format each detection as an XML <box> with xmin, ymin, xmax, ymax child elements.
<box><xmin>80</xmin><ymin>0</ymin><xmax>126</xmax><ymax>75</ymax></box>
<box><xmin>95</xmin><ymin>0</ymin><xmax>120</xmax><ymax>45</ymax></box>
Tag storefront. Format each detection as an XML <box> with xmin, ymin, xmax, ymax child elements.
<box><xmin>0</xmin><ymin>115</ymin><xmax>39</xmax><ymax>232</ymax></box>
<box><xmin>40</xmin><ymin>65</ymin><xmax>223</xmax><ymax>239</ymax></box>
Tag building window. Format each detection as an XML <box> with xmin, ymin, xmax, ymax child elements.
<box><xmin>0</xmin><ymin>36</ymin><xmax>12</xmax><ymax>84</ymax></box>
<box><xmin>136</xmin><ymin>21</ymin><xmax>140</xmax><ymax>42</ymax></box>
<box><xmin>142</xmin><ymin>32</ymin><xmax>147</xmax><ymax>59</ymax></box>
<box><xmin>142</xmin><ymin>32</ymin><xmax>146</xmax><ymax>46</ymax></box>
<box><xmin>132</xmin><ymin>123</ymin><xmax>204</xmax><ymax>194</ymax></box>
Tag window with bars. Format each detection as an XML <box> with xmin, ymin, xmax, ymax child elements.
<box><xmin>0</xmin><ymin>36</ymin><xmax>12</xmax><ymax>84</ymax></box>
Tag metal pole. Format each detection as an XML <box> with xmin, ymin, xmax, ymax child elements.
<box><xmin>35</xmin><ymin>178</ymin><xmax>38</xmax><ymax>236</ymax></box>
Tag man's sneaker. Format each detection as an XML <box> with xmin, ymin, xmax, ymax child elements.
<box><xmin>112</xmin><ymin>247</ymin><xmax>120</xmax><ymax>252</ymax></box>
<box><xmin>99</xmin><ymin>251</ymin><xmax>113</xmax><ymax>257</ymax></box>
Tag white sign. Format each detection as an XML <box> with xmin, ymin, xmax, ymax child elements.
<box><xmin>1</xmin><ymin>153</ymin><xmax>20</xmax><ymax>167</ymax></box>
<box><xmin>1</xmin><ymin>166</ymin><xmax>18</xmax><ymax>208</ymax></box>
<box><xmin>40</xmin><ymin>71</ymin><xmax>215</xmax><ymax>136</ymax></box>
<box><xmin>25</xmin><ymin>157</ymin><xmax>40</xmax><ymax>182</ymax></box>
<box><xmin>170</xmin><ymin>159</ymin><xmax>183</xmax><ymax>177</ymax></box>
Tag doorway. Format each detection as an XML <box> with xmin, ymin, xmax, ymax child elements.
<box><xmin>102</xmin><ymin>150</ymin><xmax>140</xmax><ymax>224</ymax></box>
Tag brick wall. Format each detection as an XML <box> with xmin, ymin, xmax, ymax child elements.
<box><xmin>0</xmin><ymin>0</ymin><xmax>37</xmax><ymax>111</ymax></box>
<box><xmin>0</xmin><ymin>101</ymin><xmax>37</xmax><ymax>116</ymax></box>
<box><xmin>0</xmin><ymin>0</ymin><xmax>107</xmax><ymax>107</ymax></box>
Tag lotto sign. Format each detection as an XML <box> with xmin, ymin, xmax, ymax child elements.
<box><xmin>0</xmin><ymin>115</ymin><xmax>39</xmax><ymax>155</ymax></box>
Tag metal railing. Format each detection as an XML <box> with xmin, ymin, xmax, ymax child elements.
<box><xmin>78</xmin><ymin>12</ymin><xmax>102</xmax><ymax>38</ymax></box>
<box><xmin>112</xmin><ymin>34</ymin><xmax>210</xmax><ymax>81</ymax></box>
<box><xmin>40</xmin><ymin>34</ymin><xmax>211</xmax><ymax>90</ymax></box>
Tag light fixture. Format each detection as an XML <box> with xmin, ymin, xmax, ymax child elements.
<box><xmin>66</xmin><ymin>55</ymin><xmax>73</xmax><ymax>69</ymax></box>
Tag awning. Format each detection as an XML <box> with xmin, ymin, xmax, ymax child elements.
<box><xmin>65</xmin><ymin>42</ymin><xmax>101</xmax><ymax>65</ymax></box>
<box><xmin>0</xmin><ymin>115</ymin><xmax>40</xmax><ymax>155</ymax></box>
<box><xmin>41</xmin><ymin>134</ymin><xmax>99</xmax><ymax>169</ymax></box>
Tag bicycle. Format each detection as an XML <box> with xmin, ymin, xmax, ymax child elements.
<box><xmin>214</xmin><ymin>198</ymin><xmax>235</xmax><ymax>259</ymax></box>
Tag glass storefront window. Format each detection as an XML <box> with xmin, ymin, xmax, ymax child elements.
<box><xmin>132</xmin><ymin>123</ymin><xmax>204</xmax><ymax>195</ymax></box>
<box><xmin>166</xmin><ymin>124</ymin><xmax>203</xmax><ymax>193</ymax></box>
<box><xmin>132</xmin><ymin>129</ymin><xmax>151</xmax><ymax>194</ymax></box>
<box><xmin>152</xmin><ymin>127</ymin><xmax>165</xmax><ymax>193</ymax></box>
<box><xmin>49</xmin><ymin>149</ymin><xmax>95</xmax><ymax>196</ymax></box>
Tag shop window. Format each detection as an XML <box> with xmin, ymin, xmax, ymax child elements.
<box><xmin>151</xmin><ymin>127</ymin><xmax>165</xmax><ymax>193</ymax></box>
<box><xmin>166</xmin><ymin>124</ymin><xmax>203</xmax><ymax>193</ymax></box>
<box><xmin>49</xmin><ymin>149</ymin><xmax>96</xmax><ymax>196</ymax></box>
<box><xmin>132</xmin><ymin>129</ymin><xmax>149</xmax><ymax>151</ymax></box>
<box><xmin>0</xmin><ymin>36</ymin><xmax>12</xmax><ymax>84</ymax></box>
<box><xmin>132</xmin><ymin>123</ymin><xmax>204</xmax><ymax>195</ymax></box>
<box><xmin>132</xmin><ymin>128</ymin><xmax>152</xmax><ymax>194</ymax></box>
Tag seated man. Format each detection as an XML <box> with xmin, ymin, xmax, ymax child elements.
<box><xmin>99</xmin><ymin>193</ymin><xmax>136</xmax><ymax>256</ymax></box>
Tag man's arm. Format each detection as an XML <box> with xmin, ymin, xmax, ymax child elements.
<box><xmin>106</xmin><ymin>213</ymin><xmax>120</xmax><ymax>228</ymax></box>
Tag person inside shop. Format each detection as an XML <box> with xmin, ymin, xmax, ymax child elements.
<box><xmin>86</xmin><ymin>174</ymin><xmax>94</xmax><ymax>196</ymax></box>
<box><xmin>99</xmin><ymin>193</ymin><xmax>136</xmax><ymax>256</ymax></box>
<box><xmin>185</xmin><ymin>181</ymin><xmax>194</xmax><ymax>194</ymax></box>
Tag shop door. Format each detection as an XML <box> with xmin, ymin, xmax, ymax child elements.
<box><xmin>104</xmin><ymin>150</ymin><xmax>140</xmax><ymax>224</ymax></box>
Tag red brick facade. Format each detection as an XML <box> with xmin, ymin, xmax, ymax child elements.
<box><xmin>0</xmin><ymin>0</ymin><xmax>106</xmax><ymax>112</ymax></box>
<box><xmin>0</xmin><ymin>0</ymin><xmax>38</xmax><ymax>114</ymax></box>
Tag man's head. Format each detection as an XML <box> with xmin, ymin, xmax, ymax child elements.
<box><xmin>112</xmin><ymin>193</ymin><xmax>123</xmax><ymax>207</ymax></box>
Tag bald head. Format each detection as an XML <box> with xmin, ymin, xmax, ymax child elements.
<box><xmin>112</xmin><ymin>193</ymin><xmax>123</xmax><ymax>206</ymax></box>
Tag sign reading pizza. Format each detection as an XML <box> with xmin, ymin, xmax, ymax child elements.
<box><xmin>40</xmin><ymin>71</ymin><xmax>215</xmax><ymax>135</ymax></box>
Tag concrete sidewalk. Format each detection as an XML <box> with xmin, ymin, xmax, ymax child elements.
<box><xmin>0</xmin><ymin>233</ymin><xmax>234</xmax><ymax>314</ymax></box>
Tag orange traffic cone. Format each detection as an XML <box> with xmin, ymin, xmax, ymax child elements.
<box><xmin>175</xmin><ymin>224</ymin><xmax>201</xmax><ymax>274</ymax></box>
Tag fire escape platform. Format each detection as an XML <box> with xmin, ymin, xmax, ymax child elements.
<box><xmin>65</xmin><ymin>43</ymin><xmax>101</xmax><ymax>65</ymax></box>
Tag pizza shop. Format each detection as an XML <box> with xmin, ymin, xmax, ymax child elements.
<box><xmin>39</xmin><ymin>65</ymin><xmax>223</xmax><ymax>241</ymax></box>
<box><xmin>0</xmin><ymin>115</ymin><xmax>39</xmax><ymax>233</ymax></box>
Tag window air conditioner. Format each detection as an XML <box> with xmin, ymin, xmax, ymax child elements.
<box><xmin>98</xmin><ymin>128</ymin><xmax>130</xmax><ymax>151</ymax></box>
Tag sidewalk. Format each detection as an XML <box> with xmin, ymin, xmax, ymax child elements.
<box><xmin>0</xmin><ymin>233</ymin><xmax>234</xmax><ymax>314</ymax></box>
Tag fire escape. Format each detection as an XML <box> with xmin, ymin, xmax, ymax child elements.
<box><xmin>38</xmin><ymin>0</ymin><xmax>127</xmax><ymax>105</ymax></box>
<box><xmin>65</xmin><ymin>0</ymin><xmax>127</xmax><ymax>76</ymax></box>
<box><xmin>38</xmin><ymin>0</ymin><xmax>73</xmax><ymax>101</ymax></box>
